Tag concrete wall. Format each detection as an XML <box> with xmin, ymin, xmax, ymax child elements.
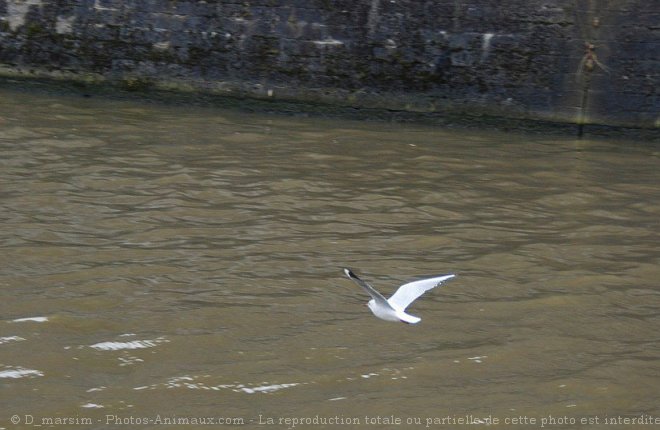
<box><xmin>0</xmin><ymin>0</ymin><xmax>657</xmax><ymax>129</ymax></box>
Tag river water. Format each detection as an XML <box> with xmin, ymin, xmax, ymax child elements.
<box><xmin>1</xmin><ymin>87</ymin><xmax>659</xmax><ymax>429</ymax></box>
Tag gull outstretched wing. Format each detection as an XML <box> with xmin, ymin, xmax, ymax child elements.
<box><xmin>343</xmin><ymin>268</ymin><xmax>391</xmax><ymax>308</ymax></box>
<box><xmin>387</xmin><ymin>274</ymin><xmax>455</xmax><ymax>311</ymax></box>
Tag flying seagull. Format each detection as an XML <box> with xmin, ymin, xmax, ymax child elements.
<box><xmin>343</xmin><ymin>268</ymin><xmax>455</xmax><ymax>324</ymax></box>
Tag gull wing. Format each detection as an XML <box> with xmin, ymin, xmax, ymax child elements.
<box><xmin>343</xmin><ymin>268</ymin><xmax>391</xmax><ymax>308</ymax></box>
<box><xmin>387</xmin><ymin>274</ymin><xmax>455</xmax><ymax>311</ymax></box>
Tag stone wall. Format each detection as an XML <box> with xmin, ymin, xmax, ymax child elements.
<box><xmin>0</xmin><ymin>0</ymin><xmax>657</xmax><ymax>129</ymax></box>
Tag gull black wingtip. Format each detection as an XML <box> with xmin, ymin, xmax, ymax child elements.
<box><xmin>343</xmin><ymin>268</ymin><xmax>356</xmax><ymax>278</ymax></box>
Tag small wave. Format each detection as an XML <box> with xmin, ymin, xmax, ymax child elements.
<box><xmin>11</xmin><ymin>316</ymin><xmax>48</xmax><ymax>323</ymax></box>
<box><xmin>0</xmin><ymin>367</ymin><xmax>44</xmax><ymax>379</ymax></box>
<box><xmin>236</xmin><ymin>383</ymin><xmax>299</xmax><ymax>394</ymax></box>
<box><xmin>90</xmin><ymin>337</ymin><xmax>169</xmax><ymax>351</ymax></box>
<box><xmin>134</xmin><ymin>375</ymin><xmax>301</xmax><ymax>394</ymax></box>
<box><xmin>0</xmin><ymin>336</ymin><xmax>25</xmax><ymax>345</ymax></box>
<box><xmin>86</xmin><ymin>386</ymin><xmax>106</xmax><ymax>392</ymax></box>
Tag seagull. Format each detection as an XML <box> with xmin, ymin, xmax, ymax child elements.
<box><xmin>343</xmin><ymin>268</ymin><xmax>455</xmax><ymax>324</ymax></box>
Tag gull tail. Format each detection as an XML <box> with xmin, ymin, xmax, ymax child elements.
<box><xmin>399</xmin><ymin>313</ymin><xmax>421</xmax><ymax>324</ymax></box>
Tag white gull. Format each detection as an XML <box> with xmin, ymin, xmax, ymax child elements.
<box><xmin>343</xmin><ymin>268</ymin><xmax>455</xmax><ymax>324</ymax></box>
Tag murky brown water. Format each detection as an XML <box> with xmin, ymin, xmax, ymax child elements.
<box><xmin>1</xmin><ymin>87</ymin><xmax>659</xmax><ymax>429</ymax></box>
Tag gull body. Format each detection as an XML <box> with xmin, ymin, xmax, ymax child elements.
<box><xmin>343</xmin><ymin>268</ymin><xmax>455</xmax><ymax>324</ymax></box>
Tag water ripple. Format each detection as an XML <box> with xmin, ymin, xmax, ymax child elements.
<box><xmin>1</xmin><ymin>87</ymin><xmax>659</xmax><ymax>419</ymax></box>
